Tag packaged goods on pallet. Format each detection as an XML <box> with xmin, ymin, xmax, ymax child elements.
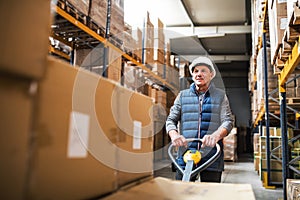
<box><xmin>154</xmin><ymin>34</ymin><xmax>165</xmax><ymax>53</ymax></box>
<box><xmin>260</xmin><ymin>126</ymin><xmax>281</xmax><ymax>137</ymax></box>
<box><xmin>153</xmin><ymin>45</ymin><xmax>165</xmax><ymax>64</ymax></box>
<box><xmin>148</xmin><ymin>88</ymin><xmax>167</xmax><ymax>110</ymax></box>
<box><xmin>152</xmin><ymin>62</ymin><xmax>165</xmax><ymax>78</ymax></box>
<box><xmin>259</xmin><ymin>136</ymin><xmax>283</xmax><ymax>183</ymax></box>
<box><xmin>89</xmin><ymin>0</ymin><xmax>107</xmax><ymax>30</ymax></box>
<box><xmin>291</xmin><ymin>148</ymin><xmax>300</xmax><ymax>178</ymax></box>
<box><xmin>223</xmin><ymin>128</ymin><xmax>237</xmax><ymax>161</ymax></box>
<box><xmin>144</xmin><ymin>12</ymin><xmax>154</xmax><ymax>66</ymax></box>
<box><xmin>252</xmin><ymin>0</ymin><xmax>265</xmax><ymax>53</ymax></box>
<box><xmin>74</xmin><ymin>47</ymin><xmax>104</xmax><ymax>68</ymax></box>
<box><xmin>153</xmin><ymin>18</ymin><xmax>165</xmax><ymax>64</ymax></box>
<box><xmin>287</xmin><ymin>179</ymin><xmax>300</xmax><ymax>200</ymax></box>
<box><xmin>259</xmin><ymin>136</ymin><xmax>282</xmax><ymax>160</ymax></box>
<box><xmin>260</xmin><ymin>159</ymin><xmax>283</xmax><ymax>182</ymax></box>
<box><xmin>67</xmin><ymin>0</ymin><xmax>90</xmax><ymax>16</ymax></box>
<box><xmin>90</xmin><ymin>0</ymin><xmax>124</xmax><ymax>41</ymax></box>
<box><xmin>268</xmin><ymin>0</ymin><xmax>287</xmax><ymax>65</ymax></box>
<box><xmin>133</xmin><ymin>28</ymin><xmax>143</xmax><ymax>62</ymax></box>
<box><xmin>74</xmin><ymin>46</ymin><xmax>124</xmax><ymax>83</ymax></box>
<box><xmin>165</xmin><ymin>43</ymin><xmax>172</xmax><ymax>66</ymax></box>
<box><xmin>123</xmin><ymin>62</ymin><xmax>145</xmax><ymax>92</ymax></box>
<box><xmin>253</xmin><ymin>133</ymin><xmax>260</xmax><ymax>173</ymax></box>
<box><xmin>123</xmin><ymin>24</ymin><xmax>137</xmax><ymax>54</ymax></box>
<box><xmin>110</xmin><ymin>0</ymin><xmax>124</xmax><ymax>39</ymax></box>
<box><xmin>107</xmin><ymin>56</ymin><xmax>122</xmax><ymax>82</ymax></box>
<box><xmin>166</xmin><ymin>65</ymin><xmax>180</xmax><ymax>89</ymax></box>
<box><xmin>256</xmin><ymin>48</ymin><xmax>277</xmax><ymax>107</ymax></box>
<box><xmin>253</xmin><ymin>133</ymin><xmax>260</xmax><ymax>152</ymax></box>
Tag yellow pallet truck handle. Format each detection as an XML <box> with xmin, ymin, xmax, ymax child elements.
<box><xmin>168</xmin><ymin>138</ymin><xmax>221</xmax><ymax>182</ymax></box>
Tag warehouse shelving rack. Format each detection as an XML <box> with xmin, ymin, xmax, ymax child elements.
<box><xmin>252</xmin><ymin>1</ymin><xmax>300</xmax><ymax>199</ymax></box>
<box><xmin>51</xmin><ymin>2</ymin><xmax>178</xmax><ymax>94</ymax></box>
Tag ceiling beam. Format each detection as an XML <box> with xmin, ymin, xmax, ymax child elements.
<box><xmin>179</xmin><ymin>55</ymin><xmax>250</xmax><ymax>63</ymax></box>
<box><xmin>179</xmin><ymin>0</ymin><xmax>194</xmax><ymax>28</ymax></box>
<box><xmin>165</xmin><ymin>25</ymin><xmax>251</xmax><ymax>39</ymax></box>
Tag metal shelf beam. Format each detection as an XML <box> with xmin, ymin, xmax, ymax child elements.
<box><xmin>55</xmin><ymin>6</ymin><xmax>178</xmax><ymax>93</ymax></box>
<box><xmin>279</xmin><ymin>37</ymin><xmax>300</xmax><ymax>86</ymax></box>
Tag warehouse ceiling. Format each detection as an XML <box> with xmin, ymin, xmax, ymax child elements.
<box><xmin>125</xmin><ymin>0</ymin><xmax>252</xmax><ymax>64</ymax></box>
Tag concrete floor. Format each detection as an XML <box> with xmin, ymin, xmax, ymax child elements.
<box><xmin>153</xmin><ymin>153</ymin><xmax>283</xmax><ymax>200</ymax></box>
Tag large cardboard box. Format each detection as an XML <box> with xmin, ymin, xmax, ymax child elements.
<box><xmin>100</xmin><ymin>177</ymin><xmax>256</xmax><ymax>200</ymax></box>
<box><xmin>27</xmin><ymin>57</ymin><xmax>117</xmax><ymax>199</ymax></box>
<box><xmin>0</xmin><ymin>76</ymin><xmax>34</xmax><ymax>200</ymax></box>
<box><xmin>113</xmin><ymin>85</ymin><xmax>154</xmax><ymax>187</ymax></box>
<box><xmin>0</xmin><ymin>0</ymin><xmax>51</xmax><ymax>79</ymax></box>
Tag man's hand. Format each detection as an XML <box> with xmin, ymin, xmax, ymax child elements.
<box><xmin>201</xmin><ymin>127</ymin><xmax>228</xmax><ymax>148</ymax></box>
<box><xmin>201</xmin><ymin>134</ymin><xmax>218</xmax><ymax>148</ymax></box>
<box><xmin>168</xmin><ymin>130</ymin><xmax>187</xmax><ymax>147</ymax></box>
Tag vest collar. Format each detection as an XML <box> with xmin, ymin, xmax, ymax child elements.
<box><xmin>190</xmin><ymin>82</ymin><xmax>215</xmax><ymax>96</ymax></box>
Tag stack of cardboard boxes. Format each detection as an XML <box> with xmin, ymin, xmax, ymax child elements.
<box><xmin>0</xmin><ymin>1</ymin><xmax>154</xmax><ymax>199</ymax></box>
<box><xmin>223</xmin><ymin>128</ymin><xmax>238</xmax><ymax>162</ymax></box>
<box><xmin>0</xmin><ymin>1</ymin><xmax>51</xmax><ymax>199</ymax></box>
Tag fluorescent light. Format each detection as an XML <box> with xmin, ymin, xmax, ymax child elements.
<box><xmin>198</xmin><ymin>33</ymin><xmax>226</xmax><ymax>38</ymax></box>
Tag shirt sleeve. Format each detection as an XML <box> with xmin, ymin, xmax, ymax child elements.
<box><xmin>220</xmin><ymin>94</ymin><xmax>235</xmax><ymax>133</ymax></box>
<box><xmin>165</xmin><ymin>92</ymin><xmax>182</xmax><ymax>134</ymax></box>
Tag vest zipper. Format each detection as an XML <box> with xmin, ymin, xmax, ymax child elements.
<box><xmin>197</xmin><ymin>95</ymin><xmax>203</xmax><ymax>150</ymax></box>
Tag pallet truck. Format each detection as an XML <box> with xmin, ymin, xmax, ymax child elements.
<box><xmin>168</xmin><ymin>138</ymin><xmax>221</xmax><ymax>182</ymax></box>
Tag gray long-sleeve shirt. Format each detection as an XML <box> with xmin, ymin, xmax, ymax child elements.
<box><xmin>166</xmin><ymin>89</ymin><xmax>235</xmax><ymax>135</ymax></box>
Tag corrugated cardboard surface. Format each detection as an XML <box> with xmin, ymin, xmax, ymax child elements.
<box><xmin>0</xmin><ymin>1</ymin><xmax>50</xmax><ymax>79</ymax></box>
<box><xmin>105</xmin><ymin>84</ymin><xmax>154</xmax><ymax>187</ymax></box>
<box><xmin>27</xmin><ymin>56</ymin><xmax>154</xmax><ymax>199</ymax></box>
<box><xmin>27</xmin><ymin>57</ymin><xmax>117</xmax><ymax>199</ymax></box>
<box><xmin>67</xmin><ymin>0</ymin><xmax>90</xmax><ymax>16</ymax></box>
<box><xmin>101</xmin><ymin>177</ymin><xmax>256</xmax><ymax>200</ymax></box>
<box><xmin>0</xmin><ymin>76</ymin><xmax>34</xmax><ymax>200</ymax></box>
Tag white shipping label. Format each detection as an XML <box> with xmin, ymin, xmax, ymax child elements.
<box><xmin>67</xmin><ymin>111</ymin><xmax>90</xmax><ymax>158</ymax></box>
<box><xmin>277</xmin><ymin>0</ymin><xmax>287</xmax><ymax>3</ymax></box>
<box><xmin>280</xmin><ymin>18</ymin><xmax>288</xmax><ymax>30</ymax></box>
<box><xmin>133</xmin><ymin>120</ymin><xmax>142</xmax><ymax>149</ymax></box>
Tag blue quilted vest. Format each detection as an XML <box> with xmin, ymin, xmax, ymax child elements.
<box><xmin>179</xmin><ymin>83</ymin><xmax>225</xmax><ymax>172</ymax></box>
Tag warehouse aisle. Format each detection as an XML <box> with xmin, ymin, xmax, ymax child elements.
<box><xmin>154</xmin><ymin>153</ymin><xmax>283</xmax><ymax>200</ymax></box>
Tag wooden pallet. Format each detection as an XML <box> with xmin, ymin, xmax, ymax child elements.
<box><xmin>57</xmin><ymin>0</ymin><xmax>88</xmax><ymax>25</ymax></box>
<box><xmin>287</xmin><ymin>97</ymin><xmax>300</xmax><ymax>105</ymax></box>
<box><xmin>108</xmin><ymin>35</ymin><xmax>123</xmax><ymax>51</ymax></box>
<box><xmin>87</xmin><ymin>20</ymin><xmax>106</xmax><ymax>38</ymax></box>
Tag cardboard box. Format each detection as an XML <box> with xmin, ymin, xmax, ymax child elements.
<box><xmin>0</xmin><ymin>76</ymin><xmax>34</xmax><ymax>200</ymax></box>
<box><xmin>89</xmin><ymin>0</ymin><xmax>124</xmax><ymax>37</ymax></box>
<box><xmin>27</xmin><ymin>56</ymin><xmax>154</xmax><ymax>198</ymax></box>
<box><xmin>27</xmin><ymin>57</ymin><xmax>117</xmax><ymax>199</ymax></box>
<box><xmin>113</xmin><ymin>86</ymin><xmax>154</xmax><ymax>187</ymax></box>
<box><xmin>268</xmin><ymin>0</ymin><xmax>287</xmax><ymax>63</ymax></box>
<box><xmin>100</xmin><ymin>177</ymin><xmax>256</xmax><ymax>200</ymax></box>
<box><xmin>287</xmin><ymin>179</ymin><xmax>300</xmax><ymax>200</ymax></box>
<box><xmin>0</xmin><ymin>1</ymin><xmax>51</xmax><ymax>79</ymax></box>
<box><xmin>67</xmin><ymin>0</ymin><xmax>90</xmax><ymax>16</ymax></box>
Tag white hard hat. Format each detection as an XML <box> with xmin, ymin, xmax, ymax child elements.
<box><xmin>189</xmin><ymin>56</ymin><xmax>216</xmax><ymax>78</ymax></box>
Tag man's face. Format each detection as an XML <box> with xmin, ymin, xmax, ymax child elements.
<box><xmin>192</xmin><ymin>65</ymin><xmax>213</xmax><ymax>87</ymax></box>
